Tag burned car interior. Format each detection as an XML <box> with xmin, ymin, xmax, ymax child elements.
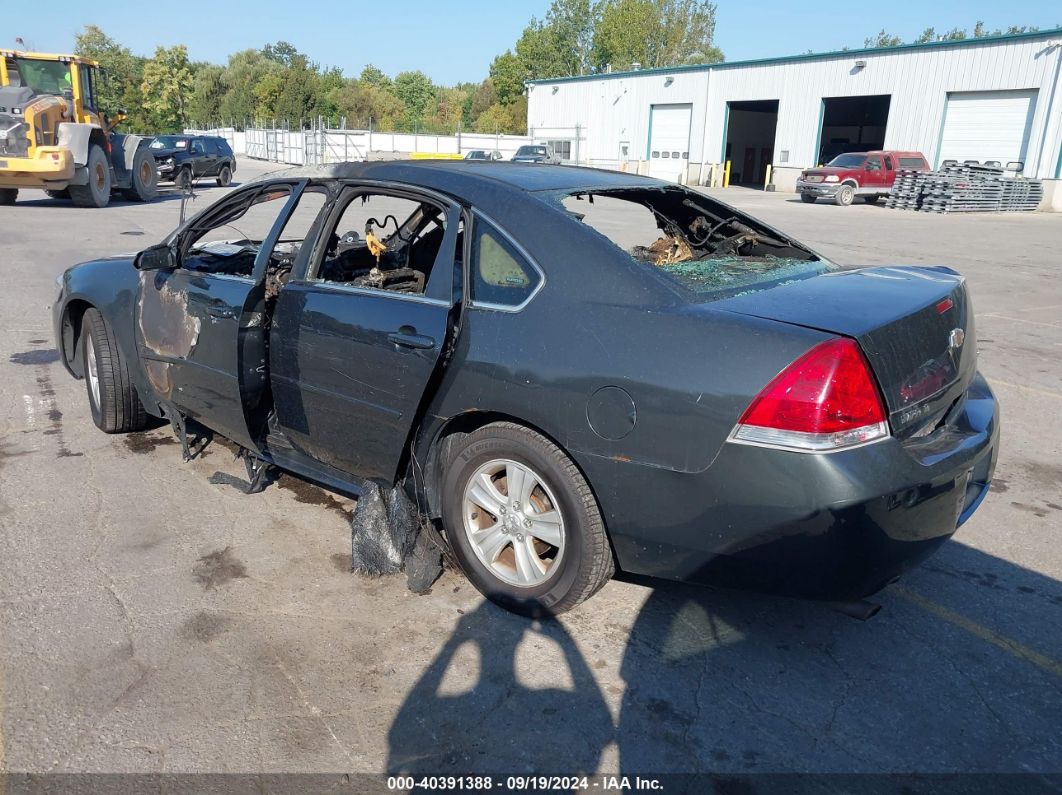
<box><xmin>561</xmin><ymin>188</ymin><xmax>828</xmax><ymax>297</ymax></box>
<box><xmin>179</xmin><ymin>184</ymin><xmax>310</xmax><ymax>281</ymax></box>
<box><xmin>315</xmin><ymin>191</ymin><xmax>449</xmax><ymax>295</ymax></box>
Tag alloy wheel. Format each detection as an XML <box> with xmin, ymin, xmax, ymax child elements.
<box><xmin>461</xmin><ymin>458</ymin><xmax>566</xmax><ymax>588</ymax></box>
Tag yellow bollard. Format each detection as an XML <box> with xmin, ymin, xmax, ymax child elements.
<box><xmin>723</xmin><ymin>160</ymin><xmax>731</xmax><ymax>187</ymax></box>
<box><xmin>764</xmin><ymin>163</ymin><xmax>772</xmax><ymax>190</ymax></box>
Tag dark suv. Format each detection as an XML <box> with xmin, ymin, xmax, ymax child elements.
<box><xmin>150</xmin><ymin>135</ymin><xmax>236</xmax><ymax>188</ymax></box>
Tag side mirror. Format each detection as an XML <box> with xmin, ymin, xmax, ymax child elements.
<box><xmin>135</xmin><ymin>243</ymin><xmax>177</xmax><ymax>271</ymax></box>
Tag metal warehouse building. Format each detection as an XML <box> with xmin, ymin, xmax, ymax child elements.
<box><xmin>527</xmin><ymin>29</ymin><xmax>1062</xmax><ymax>208</ymax></box>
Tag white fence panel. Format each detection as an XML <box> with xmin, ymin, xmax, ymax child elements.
<box><xmin>188</xmin><ymin>127</ymin><xmax>547</xmax><ymax>165</ymax></box>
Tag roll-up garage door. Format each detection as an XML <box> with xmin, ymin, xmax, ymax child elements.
<box><xmin>647</xmin><ymin>104</ymin><xmax>692</xmax><ymax>183</ymax></box>
<box><xmin>937</xmin><ymin>90</ymin><xmax>1037</xmax><ymax>167</ymax></box>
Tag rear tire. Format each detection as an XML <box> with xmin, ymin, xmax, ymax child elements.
<box><xmin>120</xmin><ymin>147</ymin><xmax>158</xmax><ymax>202</ymax></box>
<box><xmin>800</xmin><ymin>193</ymin><xmax>816</xmax><ymax>203</ymax></box>
<box><xmin>441</xmin><ymin>422</ymin><xmax>614</xmax><ymax>617</ymax></box>
<box><xmin>216</xmin><ymin>164</ymin><xmax>232</xmax><ymax>187</ymax></box>
<box><xmin>82</xmin><ymin>308</ymin><xmax>148</xmax><ymax>433</ymax></box>
<box><xmin>0</xmin><ymin>188</ymin><xmax>17</xmax><ymax>205</ymax></box>
<box><xmin>69</xmin><ymin>144</ymin><xmax>112</xmax><ymax>208</ymax></box>
<box><xmin>834</xmin><ymin>184</ymin><xmax>855</xmax><ymax>206</ymax></box>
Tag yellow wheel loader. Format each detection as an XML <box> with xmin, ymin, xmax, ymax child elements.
<box><xmin>0</xmin><ymin>51</ymin><xmax>157</xmax><ymax>207</ymax></box>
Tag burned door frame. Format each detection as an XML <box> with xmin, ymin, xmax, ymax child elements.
<box><xmin>134</xmin><ymin>179</ymin><xmax>310</xmax><ymax>450</ymax></box>
<box><xmin>269</xmin><ymin>180</ymin><xmax>460</xmax><ymax>483</ymax></box>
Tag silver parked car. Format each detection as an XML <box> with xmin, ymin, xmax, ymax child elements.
<box><xmin>511</xmin><ymin>144</ymin><xmax>560</xmax><ymax>164</ymax></box>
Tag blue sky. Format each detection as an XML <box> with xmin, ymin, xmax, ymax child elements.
<box><xmin>6</xmin><ymin>1</ymin><xmax>1060</xmax><ymax>85</ymax></box>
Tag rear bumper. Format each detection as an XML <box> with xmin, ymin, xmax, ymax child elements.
<box><xmin>0</xmin><ymin>148</ymin><xmax>76</xmax><ymax>188</ymax></box>
<box><xmin>583</xmin><ymin>371</ymin><xmax>999</xmax><ymax>600</ymax></box>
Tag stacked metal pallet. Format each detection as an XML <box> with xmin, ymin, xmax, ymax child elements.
<box><xmin>885</xmin><ymin>169</ymin><xmax>926</xmax><ymax>210</ymax></box>
<box><xmin>886</xmin><ymin>164</ymin><xmax>1043</xmax><ymax>213</ymax></box>
<box><xmin>998</xmin><ymin>177</ymin><xmax>1044</xmax><ymax>211</ymax></box>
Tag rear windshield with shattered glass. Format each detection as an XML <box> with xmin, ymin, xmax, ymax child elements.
<box><xmin>560</xmin><ymin>190</ymin><xmax>832</xmax><ymax>301</ymax></box>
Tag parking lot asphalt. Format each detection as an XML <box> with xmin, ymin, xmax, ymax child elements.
<box><xmin>0</xmin><ymin>161</ymin><xmax>1060</xmax><ymax>778</ymax></box>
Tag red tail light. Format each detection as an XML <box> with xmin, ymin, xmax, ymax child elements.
<box><xmin>731</xmin><ymin>338</ymin><xmax>889</xmax><ymax>452</ymax></box>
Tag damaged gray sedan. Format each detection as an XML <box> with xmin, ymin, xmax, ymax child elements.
<box><xmin>53</xmin><ymin>162</ymin><xmax>998</xmax><ymax>616</ymax></box>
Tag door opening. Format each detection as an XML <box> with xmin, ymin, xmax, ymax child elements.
<box><xmin>816</xmin><ymin>95</ymin><xmax>891</xmax><ymax>166</ymax></box>
<box><xmin>722</xmin><ymin>100</ymin><xmax>779</xmax><ymax>187</ymax></box>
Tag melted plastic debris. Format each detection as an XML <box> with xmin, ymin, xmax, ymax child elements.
<box><xmin>658</xmin><ymin>256</ymin><xmax>820</xmax><ymax>295</ymax></box>
<box><xmin>350</xmin><ymin>482</ymin><xmax>443</xmax><ymax>593</ymax></box>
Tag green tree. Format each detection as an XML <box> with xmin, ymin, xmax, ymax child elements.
<box><xmin>393</xmin><ymin>70</ymin><xmax>436</xmax><ymax>128</ymax></box>
<box><xmin>331</xmin><ymin>80</ymin><xmax>404</xmax><ymax>129</ymax></box>
<box><xmin>473</xmin><ymin>103</ymin><xmax>514</xmax><ymax>133</ymax></box>
<box><xmin>262</xmin><ymin>41</ymin><xmax>300</xmax><ymax>67</ymax></box>
<box><xmin>140</xmin><ymin>45</ymin><xmax>194</xmax><ymax>132</ymax></box>
<box><xmin>273</xmin><ymin>53</ymin><xmax>321</xmax><ymax>126</ymax></box>
<box><xmin>489</xmin><ymin>51</ymin><xmax>526</xmax><ymax>105</ymax></box>
<box><xmin>220</xmin><ymin>49</ymin><xmax>282</xmax><ymax>124</ymax></box>
<box><xmin>867</xmin><ymin>21</ymin><xmax>1037</xmax><ymax>48</ymax></box>
<box><xmin>188</xmin><ymin>63</ymin><xmax>226</xmax><ymax>126</ymax></box>
<box><xmin>74</xmin><ymin>25</ymin><xmax>147</xmax><ymax>129</ymax></box>
<box><xmin>592</xmin><ymin>0</ymin><xmax>723</xmax><ymax>71</ymax></box>
<box><xmin>864</xmin><ymin>29</ymin><xmax>904</xmax><ymax>48</ymax></box>
<box><xmin>464</xmin><ymin>79</ymin><xmax>497</xmax><ymax>127</ymax></box>
<box><xmin>359</xmin><ymin>64</ymin><xmax>392</xmax><ymax>89</ymax></box>
<box><xmin>516</xmin><ymin>0</ymin><xmax>598</xmax><ymax>79</ymax></box>
<box><xmin>427</xmin><ymin>85</ymin><xmax>469</xmax><ymax>132</ymax></box>
<box><xmin>314</xmin><ymin>67</ymin><xmax>345</xmax><ymax>123</ymax></box>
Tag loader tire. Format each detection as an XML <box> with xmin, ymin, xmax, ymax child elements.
<box><xmin>45</xmin><ymin>189</ymin><xmax>70</xmax><ymax>200</ymax></box>
<box><xmin>69</xmin><ymin>145</ymin><xmax>112</xmax><ymax>208</ymax></box>
<box><xmin>121</xmin><ymin>148</ymin><xmax>158</xmax><ymax>202</ymax></box>
<box><xmin>0</xmin><ymin>188</ymin><xmax>17</xmax><ymax>205</ymax></box>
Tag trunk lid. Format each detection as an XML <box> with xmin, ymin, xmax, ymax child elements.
<box><xmin>716</xmin><ymin>266</ymin><xmax>976</xmax><ymax>437</ymax></box>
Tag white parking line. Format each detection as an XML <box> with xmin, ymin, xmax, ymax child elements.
<box><xmin>22</xmin><ymin>395</ymin><xmax>36</xmax><ymax>428</ymax></box>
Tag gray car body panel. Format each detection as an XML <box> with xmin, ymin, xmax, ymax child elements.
<box><xmin>53</xmin><ymin>161</ymin><xmax>999</xmax><ymax>600</ymax></box>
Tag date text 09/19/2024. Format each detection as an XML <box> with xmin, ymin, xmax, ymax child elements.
<box><xmin>386</xmin><ymin>775</ymin><xmax>664</xmax><ymax>790</ymax></box>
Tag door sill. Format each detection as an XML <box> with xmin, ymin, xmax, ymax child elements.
<box><xmin>262</xmin><ymin>436</ymin><xmax>364</xmax><ymax>499</ymax></box>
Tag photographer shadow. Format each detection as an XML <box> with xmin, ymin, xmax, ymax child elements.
<box><xmin>387</xmin><ymin>600</ymin><xmax>614</xmax><ymax>778</ymax></box>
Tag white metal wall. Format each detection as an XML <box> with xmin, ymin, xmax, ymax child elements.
<box><xmin>529</xmin><ymin>69</ymin><xmax>713</xmax><ymax>171</ymax></box>
<box><xmin>528</xmin><ymin>35</ymin><xmax>1062</xmax><ymax>184</ymax></box>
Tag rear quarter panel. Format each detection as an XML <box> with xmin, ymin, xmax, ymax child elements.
<box><xmin>425</xmin><ymin>289</ymin><xmax>829</xmax><ymax>476</ymax></box>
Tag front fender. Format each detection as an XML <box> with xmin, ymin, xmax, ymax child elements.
<box><xmin>54</xmin><ymin>257</ymin><xmax>156</xmax><ymax>411</ymax></box>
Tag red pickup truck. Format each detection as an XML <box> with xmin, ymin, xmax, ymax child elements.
<box><xmin>797</xmin><ymin>150</ymin><xmax>930</xmax><ymax>206</ymax></box>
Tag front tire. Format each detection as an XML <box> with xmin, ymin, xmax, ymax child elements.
<box><xmin>799</xmin><ymin>193</ymin><xmax>816</xmax><ymax>204</ymax></box>
<box><xmin>175</xmin><ymin>168</ymin><xmax>193</xmax><ymax>190</ymax></box>
<box><xmin>0</xmin><ymin>188</ymin><xmax>17</xmax><ymax>205</ymax></box>
<box><xmin>441</xmin><ymin>422</ymin><xmax>614</xmax><ymax>617</ymax></box>
<box><xmin>121</xmin><ymin>148</ymin><xmax>158</xmax><ymax>202</ymax></box>
<box><xmin>69</xmin><ymin>144</ymin><xmax>112</xmax><ymax>207</ymax></box>
<box><xmin>216</xmin><ymin>164</ymin><xmax>232</xmax><ymax>187</ymax></box>
<box><xmin>82</xmin><ymin>308</ymin><xmax>148</xmax><ymax>433</ymax></box>
<box><xmin>834</xmin><ymin>184</ymin><xmax>855</xmax><ymax>206</ymax></box>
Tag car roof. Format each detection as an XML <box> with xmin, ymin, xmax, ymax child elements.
<box><xmin>251</xmin><ymin>160</ymin><xmax>669</xmax><ymax>194</ymax></box>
